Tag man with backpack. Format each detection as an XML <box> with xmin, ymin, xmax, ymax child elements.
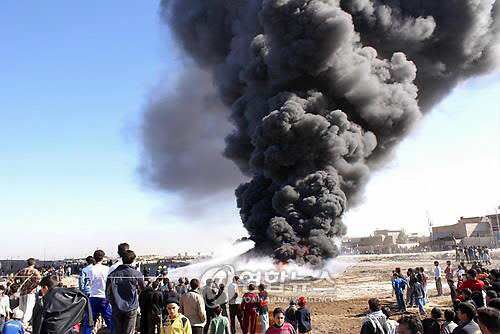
<box><xmin>106</xmin><ymin>250</ymin><xmax>145</xmax><ymax>334</ymax></box>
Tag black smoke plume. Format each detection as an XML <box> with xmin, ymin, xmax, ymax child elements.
<box><xmin>142</xmin><ymin>0</ymin><xmax>499</xmax><ymax>267</ymax></box>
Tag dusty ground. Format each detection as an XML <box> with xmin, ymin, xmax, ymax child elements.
<box><xmin>264</xmin><ymin>250</ymin><xmax>500</xmax><ymax>333</ymax></box>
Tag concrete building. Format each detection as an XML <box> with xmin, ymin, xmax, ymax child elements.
<box><xmin>432</xmin><ymin>214</ymin><xmax>499</xmax><ymax>240</ymax></box>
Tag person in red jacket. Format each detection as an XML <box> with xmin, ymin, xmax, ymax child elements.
<box><xmin>241</xmin><ymin>284</ymin><xmax>259</xmax><ymax>334</ymax></box>
<box><xmin>460</xmin><ymin>269</ymin><xmax>485</xmax><ymax>291</ymax></box>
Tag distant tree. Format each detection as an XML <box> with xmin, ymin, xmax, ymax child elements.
<box><xmin>397</xmin><ymin>230</ymin><xmax>408</xmax><ymax>244</ymax></box>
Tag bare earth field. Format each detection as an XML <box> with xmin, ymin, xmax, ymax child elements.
<box><xmin>265</xmin><ymin>250</ymin><xmax>500</xmax><ymax>333</ymax></box>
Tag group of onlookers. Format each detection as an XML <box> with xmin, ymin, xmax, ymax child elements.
<box><xmin>0</xmin><ymin>243</ymin><xmax>314</xmax><ymax>334</ymax></box>
<box><xmin>456</xmin><ymin>246</ymin><xmax>492</xmax><ymax>265</ymax></box>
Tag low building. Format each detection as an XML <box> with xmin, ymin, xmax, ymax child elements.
<box><xmin>432</xmin><ymin>215</ymin><xmax>499</xmax><ymax>240</ymax></box>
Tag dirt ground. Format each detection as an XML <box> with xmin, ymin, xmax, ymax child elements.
<box><xmin>264</xmin><ymin>250</ymin><xmax>500</xmax><ymax>333</ymax></box>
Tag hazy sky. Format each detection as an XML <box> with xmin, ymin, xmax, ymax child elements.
<box><xmin>1</xmin><ymin>1</ymin><xmax>499</xmax><ymax>260</ymax></box>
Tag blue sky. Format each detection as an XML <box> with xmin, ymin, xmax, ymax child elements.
<box><xmin>1</xmin><ymin>2</ymin><xmax>499</xmax><ymax>259</ymax></box>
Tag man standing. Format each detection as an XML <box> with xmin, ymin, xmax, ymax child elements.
<box><xmin>227</xmin><ymin>276</ymin><xmax>243</xmax><ymax>334</ymax></box>
<box><xmin>79</xmin><ymin>256</ymin><xmax>95</xmax><ymax>296</ymax></box>
<box><xmin>392</xmin><ymin>273</ymin><xmax>407</xmax><ymax>311</ymax></box>
<box><xmin>180</xmin><ymin>279</ymin><xmax>206</xmax><ymax>334</ymax></box>
<box><xmin>257</xmin><ymin>284</ymin><xmax>269</xmax><ymax>334</ymax></box>
<box><xmin>106</xmin><ymin>250</ymin><xmax>145</xmax><ymax>334</ymax></box>
<box><xmin>203</xmin><ymin>279</ymin><xmax>219</xmax><ymax>334</ymax></box>
<box><xmin>108</xmin><ymin>243</ymin><xmax>130</xmax><ymax>274</ymax></box>
<box><xmin>434</xmin><ymin>261</ymin><xmax>443</xmax><ymax>296</ymax></box>
<box><xmin>15</xmin><ymin>258</ymin><xmax>41</xmax><ymax>327</ymax></box>
<box><xmin>241</xmin><ymin>284</ymin><xmax>259</xmax><ymax>334</ymax></box>
<box><xmin>83</xmin><ymin>250</ymin><xmax>112</xmax><ymax>334</ymax></box>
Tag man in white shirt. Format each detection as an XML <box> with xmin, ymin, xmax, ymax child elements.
<box><xmin>227</xmin><ymin>276</ymin><xmax>243</xmax><ymax>334</ymax></box>
<box><xmin>82</xmin><ymin>250</ymin><xmax>113</xmax><ymax>334</ymax></box>
<box><xmin>0</xmin><ymin>285</ymin><xmax>11</xmax><ymax>332</ymax></box>
<box><xmin>108</xmin><ymin>242</ymin><xmax>130</xmax><ymax>274</ymax></box>
<box><xmin>434</xmin><ymin>261</ymin><xmax>443</xmax><ymax>296</ymax></box>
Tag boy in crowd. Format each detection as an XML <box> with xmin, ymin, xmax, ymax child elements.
<box><xmin>441</xmin><ymin>309</ymin><xmax>457</xmax><ymax>334</ymax></box>
<box><xmin>166</xmin><ymin>296</ymin><xmax>192</xmax><ymax>334</ymax></box>
<box><xmin>421</xmin><ymin>307</ymin><xmax>441</xmax><ymax>334</ymax></box>
<box><xmin>208</xmin><ymin>305</ymin><xmax>230</xmax><ymax>334</ymax></box>
<box><xmin>265</xmin><ymin>308</ymin><xmax>296</xmax><ymax>334</ymax></box>
<box><xmin>2</xmin><ymin>308</ymin><xmax>24</xmax><ymax>334</ymax></box>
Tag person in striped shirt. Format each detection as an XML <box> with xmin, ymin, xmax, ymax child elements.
<box><xmin>265</xmin><ymin>308</ymin><xmax>296</xmax><ymax>334</ymax></box>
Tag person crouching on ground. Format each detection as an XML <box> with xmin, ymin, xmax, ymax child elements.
<box><xmin>166</xmin><ymin>296</ymin><xmax>192</xmax><ymax>334</ymax></box>
<box><xmin>208</xmin><ymin>305</ymin><xmax>230</xmax><ymax>334</ymax></box>
<box><xmin>265</xmin><ymin>308</ymin><xmax>296</xmax><ymax>334</ymax></box>
<box><xmin>2</xmin><ymin>308</ymin><xmax>24</xmax><ymax>334</ymax></box>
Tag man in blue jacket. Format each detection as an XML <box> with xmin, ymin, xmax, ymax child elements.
<box><xmin>392</xmin><ymin>273</ymin><xmax>407</xmax><ymax>311</ymax></box>
<box><xmin>106</xmin><ymin>250</ymin><xmax>145</xmax><ymax>334</ymax></box>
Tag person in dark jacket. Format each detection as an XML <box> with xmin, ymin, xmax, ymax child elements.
<box><xmin>360</xmin><ymin>298</ymin><xmax>388</xmax><ymax>334</ymax></box>
<box><xmin>106</xmin><ymin>250</ymin><xmax>145</xmax><ymax>334</ymax></box>
<box><xmin>32</xmin><ymin>276</ymin><xmax>91</xmax><ymax>334</ymax></box>
<box><xmin>421</xmin><ymin>307</ymin><xmax>441</xmax><ymax>334</ymax></box>
<box><xmin>295</xmin><ymin>297</ymin><xmax>311</xmax><ymax>334</ymax></box>
<box><xmin>139</xmin><ymin>280</ymin><xmax>165</xmax><ymax>334</ymax></box>
<box><xmin>452</xmin><ymin>302</ymin><xmax>480</xmax><ymax>334</ymax></box>
<box><xmin>284</xmin><ymin>301</ymin><xmax>297</xmax><ymax>331</ymax></box>
<box><xmin>413</xmin><ymin>274</ymin><xmax>426</xmax><ymax>316</ymax></box>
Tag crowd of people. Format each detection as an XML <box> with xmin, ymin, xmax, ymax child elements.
<box><xmin>0</xmin><ymin>243</ymin><xmax>313</xmax><ymax>334</ymax></box>
<box><xmin>0</xmin><ymin>243</ymin><xmax>499</xmax><ymax>334</ymax></box>
<box><xmin>455</xmin><ymin>247</ymin><xmax>492</xmax><ymax>265</ymax></box>
<box><xmin>376</xmin><ymin>255</ymin><xmax>500</xmax><ymax>334</ymax></box>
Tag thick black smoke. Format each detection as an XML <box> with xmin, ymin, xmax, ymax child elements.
<box><xmin>143</xmin><ymin>0</ymin><xmax>499</xmax><ymax>266</ymax></box>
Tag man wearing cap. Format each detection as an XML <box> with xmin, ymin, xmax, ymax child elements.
<box><xmin>2</xmin><ymin>308</ymin><xmax>25</xmax><ymax>334</ymax></box>
<box><xmin>166</xmin><ymin>295</ymin><xmax>192</xmax><ymax>334</ymax></box>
